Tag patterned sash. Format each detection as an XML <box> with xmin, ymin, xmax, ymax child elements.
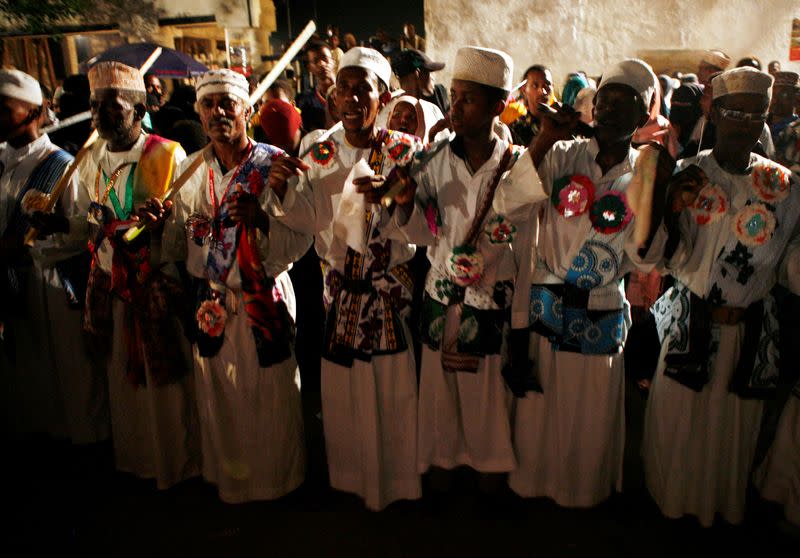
<box><xmin>84</xmin><ymin>135</ymin><xmax>190</xmax><ymax>386</ymax></box>
<box><xmin>528</xmin><ymin>174</ymin><xmax>633</xmax><ymax>355</ymax></box>
<box><xmin>440</xmin><ymin>145</ymin><xmax>515</xmax><ymax>373</ymax></box>
<box><xmin>322</xmin><ymin>129</ymin><xmax>415</xmax><ymax>366</ymax></box>
<box><xmin>195</xmin><ymin>142</ymin><xmax>295</xmax><ymax>368</ymax></box>
<box><xmin>651</xmin><ymin>281</ymin><xmax>780</xmax><ymax>398</ymax></box>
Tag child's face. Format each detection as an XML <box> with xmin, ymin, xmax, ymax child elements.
<box><xmin>388</xmin><ymin>101</ymin><xmax>418</xmax><ymax>135</ymax></box>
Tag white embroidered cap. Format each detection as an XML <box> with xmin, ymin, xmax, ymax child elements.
<box><xmin>712</xmin><ymin>67</ymin><xmax>774</xmax><ymax>101</ymax></box>
<box><xmin>339</xmin><ymin>46</ymin><xmax>392</xmax><ymax>89</ymax></box>
<box><xmin>598</xmin><ymin>58</ymin><xmax>657</xmax><ymax>111</ymax></box>
<box><xmin>0</xmin><ymin>69</ymin><xmax>43</xmax><ymax>106</ymax></box>
<box><xmin>451</xmin><ymin>46</ymin><xmax>513</xmax><ymax>91</ymax></box>
<box><xmin>196</xmin><ymin>69</ymin><xmax>250</xmax><ymax>104</ymax></box>
<box><xmin>701</xmin><ymin>50</ymin><xmax>732</xmax><ymax>71</ymax></box>
<box><xmin>88</xmin><ymin>61</ymin><xmax>146</xmax><ymax>93</ymax></box>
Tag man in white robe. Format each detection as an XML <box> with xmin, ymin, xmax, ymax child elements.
<box><xmin>268</xmin><ymin>48</ymin><xmax>423</xmax><ymax>510</ymax></box>
<box><xmin>643</xmin><ymin>67</ymin><xmax>800</xmax><ymax>527</ymax></box>
<box><xmin>163</xmin><ymin>69</ymin><xmax>310</xmax><ymax>503</ymax></box>
<box><xmin>1</xmin><ymin>69</ymin><xmax>108</xmax><ymax>444</ymax></box>
<box><xmin>508</xmin><ymin>59</ymin><xmax>671</xmax><ymax>508</ymax></box>
<box><xmin>38</xmin><ymin>62</ymin><xmax>199</xmax><ymax>489</ymax></box>
<box><xmin>390</xmin><ymin>46</ymin><xmax>545</xmax><ymax>488</ymax></box>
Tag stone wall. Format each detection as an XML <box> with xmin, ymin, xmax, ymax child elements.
<box><xmin>425</xmin><ymin>0</ymin><xmax>799</xmax><ymax>92</ymax></box>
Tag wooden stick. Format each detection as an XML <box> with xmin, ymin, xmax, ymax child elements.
<box><xmin>24</xmin><ymin>47</ymin><xmax>164</xmax><ymax>246</ymax></box>
<box><xmin>41</xmin><ymin>110</ymin><xmax>92</xmax><ymax>134</ymax></box>
<box><xmin>122</xmin><ymin>25</ymin><xmax>319</xmax><ymax>244</ymax></box>
<box><xmin>120</xmin><ymin>145</ymin><xmax>211</xmax><ymax>243</ymax></box>
<box><xmin>247</xmin><ymin>20</ymin><xmax>316</xmax><ymax>116</ymax></box>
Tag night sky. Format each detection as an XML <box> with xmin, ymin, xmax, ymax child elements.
<box><xmin>269</xmin><ymin>0</ymin><xmax>425</xmax><ymax>51</ymax></box>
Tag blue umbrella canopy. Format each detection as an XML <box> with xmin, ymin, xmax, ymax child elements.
<box><xmin>85</xmin><ymin>42</ymin><xmax>208</xmax><ymax>78</ymax></box>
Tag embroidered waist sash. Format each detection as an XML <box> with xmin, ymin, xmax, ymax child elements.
<box><xmin>421</xmin><ymin>265</ymin><xmax>512</xmax><ymax>357</ymax></box>
<box><xmin>528</xmin><ymin>282</ymin><xmax>630</xmax><ymax>355</ymax></box>
<box><xmin>651</xmin><ymin>281</ymin><xmax>779</xmax><ymax>398</ymax></box>
<box><xmin>321</xmin><ymin>129</ymin><xmax>415</xmax><ymax>367</ymax></box>
<box><xmin>84</xmin><ymin>262</ymin><xmax>191</xmax><ymax>387</ymax></box>
<box><xmin>321</xmin><ymin>258</ymin><xmax>413</xmax><ymax>366</ymax></box>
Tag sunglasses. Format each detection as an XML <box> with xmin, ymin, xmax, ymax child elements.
<box><xmin>717</xmin><ymin>107</ymin><xmax>768</xmax><ymax>123</ymax></box>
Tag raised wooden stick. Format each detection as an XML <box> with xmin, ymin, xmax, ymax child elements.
<box><xmin>122</xmin><ymin>22</ymin><xmax>319</xmax><ymax>243</ymax></box>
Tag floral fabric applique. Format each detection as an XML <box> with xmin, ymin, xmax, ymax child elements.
<box><xmin>589</xmin><ymin>191</ymin><xmax>632</xmax><ymax>234</ymax></box>
<box><xmin>384</xmin><ymin>133</ymin><xmax>418</xmax><ymax>166</ymax></box>
<box><xmin>484</xmin><ymin>215</ymin><xmax>517</xmax><ymax>244</ymax></box>
<box><xmin>196</xmin><ymin>299</ymin><xmax>227</xmax><ymax>337</ymax></box>
<box><xmin>448</xmin><ymin>245</ymin><xmax>484</xmax><ymax>287</ymax></box>
<box><xmin>691</xmin><ymin>184</ymin><xmax>729</xmax><ymax>225</ymax></box>
<box><xmin>309</xmin><ymin>140</ymin><xmax>336</xmax><ymax>167</ymax></box>
<box><xmin>551</xmin><ymin>174</ymin><xmax>595</xmax><ymax>218</ymax></box>
<box><xmin>733</xmin><ymin>202</ymin><xmax>776</xmax><ymax>247</ymax></box>
<box><xmin>752</xmin><ymin>164</ymin><xmax>791</xmax><ymax>204</ymax></box>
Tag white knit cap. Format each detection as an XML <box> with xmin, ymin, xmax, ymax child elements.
<box><xmin>196</xmin><ymin>69</ymin><xmax>250</xmax><ymax>104</ymax></box>
<box><xmin>712</xmin><ymin>67</ymin><xmax>774</xmax><ymax>101</ymax></box>
<box><xmin>451</xmin><ymin>46</ymin><xmax>513</xmax><ymax>91</ymax></box>
<box><xmin>0</xmin><ymin>69</ymin><xmax>43</xmax><ymax>106</ymax></box>
<box><xmin>598</xmin><ymin>58</ymin><xmax>657</xmax><ymax>111</ymax></box>
<box><xmin>339</xmin><ymin>47</ymin><xmax>392</xmax><ymax>89</ymax></box>
<box><xmin>89</xmin><ymin>62</ymin><xmax>146</xmax><ymax>93</ymax></box>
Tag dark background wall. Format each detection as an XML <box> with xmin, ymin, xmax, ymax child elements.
<box><xmin>269</xmin><ymin>0</ymin><xmax>425</xmax><ymax>51</ymax></box>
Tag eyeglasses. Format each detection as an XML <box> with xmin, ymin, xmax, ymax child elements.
<box><xmin>717</xmin><ymin>107</ymin><xmax>768</xmax><ymax>123</ymax></box>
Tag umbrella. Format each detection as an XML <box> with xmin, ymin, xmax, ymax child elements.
<box><xmin>83</xmin><ymin>42</ymin><xmax>208</xmax><ymax>78</ymax></box>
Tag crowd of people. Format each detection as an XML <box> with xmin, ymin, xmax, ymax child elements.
<box><xmin>2</xmin><ymin>24</ymin><xmax>800</xmax><ymax>536</ymax></box>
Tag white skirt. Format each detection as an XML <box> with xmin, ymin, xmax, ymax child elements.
<box><xmin>194</xmin><ymin>278</ymin><xmax>305</xmax><ymax>503</ymax></box>
<box><xmin>509</xmin><ymin>332</ymin><xmax>625</xmax><ymax>507</ymax></box>
<box><xmin>3</xmin><ymin>261</ymin><xmax>109</xmax><ymax>444</ymax></box>
<box><xmin>417</xmin><ymin>345</ymin><xmax>516</xmax><ymax>474</ymax></box>
<box><xmin>642</xmin><ymin>323</ymin><xmax>763</xmax><ymax>527</ymax></box>
<box><xmin>754</xmin><ymin>394</ymin><xmax>800</xmax><ymax>525</ymax></box>
<box><xmin>322</xmin><ymin>348</ymin><xmax>421</xmax><ymax>511</ymax></box>
<box><xmin>107</xmin><ymin>298</ymin><xmax>200</xmax><ymax>489</ymax></box>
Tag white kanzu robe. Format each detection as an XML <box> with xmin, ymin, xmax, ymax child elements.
<box><xmin>273</xmin><ymin>128</ymin><xmax>422</xmax><ymax>510</ymax></box>
<box><xmin>70</xmin><ymin>133</ymin><xmax>199</xmax><ymax>488</ymax></box>
<box><xmin>394</xmin><ymin>136</ymin><xmax>544</xmax><ymax>474</ymax></box>
<box><xmin>164</xmin><ymin>145</ymin><xmax>310</xmax><ymax>503</ymax></box>
<box><xmin>755</xmin><ymin>388</ymin><xmax>800</xmax><ymax>526</ymax></box>
<box><xmin>509</xmin><ymin>138</ymin><xmax>665</xmax><ymax>507</ymax></box>
<box><xmin>643</xmin><ymin>151</ymin><xmax>800</xmax><ymax>526</ymax></box>
<box><xmin>0</xmin><ymin>134</ymin><xmax>109</xmax><ymax>444</ymax></box>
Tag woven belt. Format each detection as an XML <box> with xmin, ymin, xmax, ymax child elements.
<box><xmin>710</xmin><ymin>305</ymin><xmax>747</xmax><ymax>325</ymax></box>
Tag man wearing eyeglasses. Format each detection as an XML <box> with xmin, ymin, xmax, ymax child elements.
<box><xmin>162</xmin><ymin>68</ymin><xmax>311</xmax><ymax>504</ymax></box>
<box><xmin>643</xmin><ymin>67</ymin><xmax>800</xmax><ymax>528</ymax></box>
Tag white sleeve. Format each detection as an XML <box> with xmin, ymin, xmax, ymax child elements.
<box><xmin>269</xmin><ymin>173</ymin><xmax>319</xmax><ymax>235</ymax></box>
<box><xmin>388</xmin><ymin>164</ymin><xmax>437</xmax><ymax>246</ymax></box>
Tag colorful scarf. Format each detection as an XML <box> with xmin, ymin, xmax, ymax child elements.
<box><xmin>84</xmin><ymin>134</ymin><xmax>190</xmax><ymax>386</ymax></box>
<box><xmin>199</xmin><ymin>142</ymin><xmax>294</xmax><ymax>368</ymax></box>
